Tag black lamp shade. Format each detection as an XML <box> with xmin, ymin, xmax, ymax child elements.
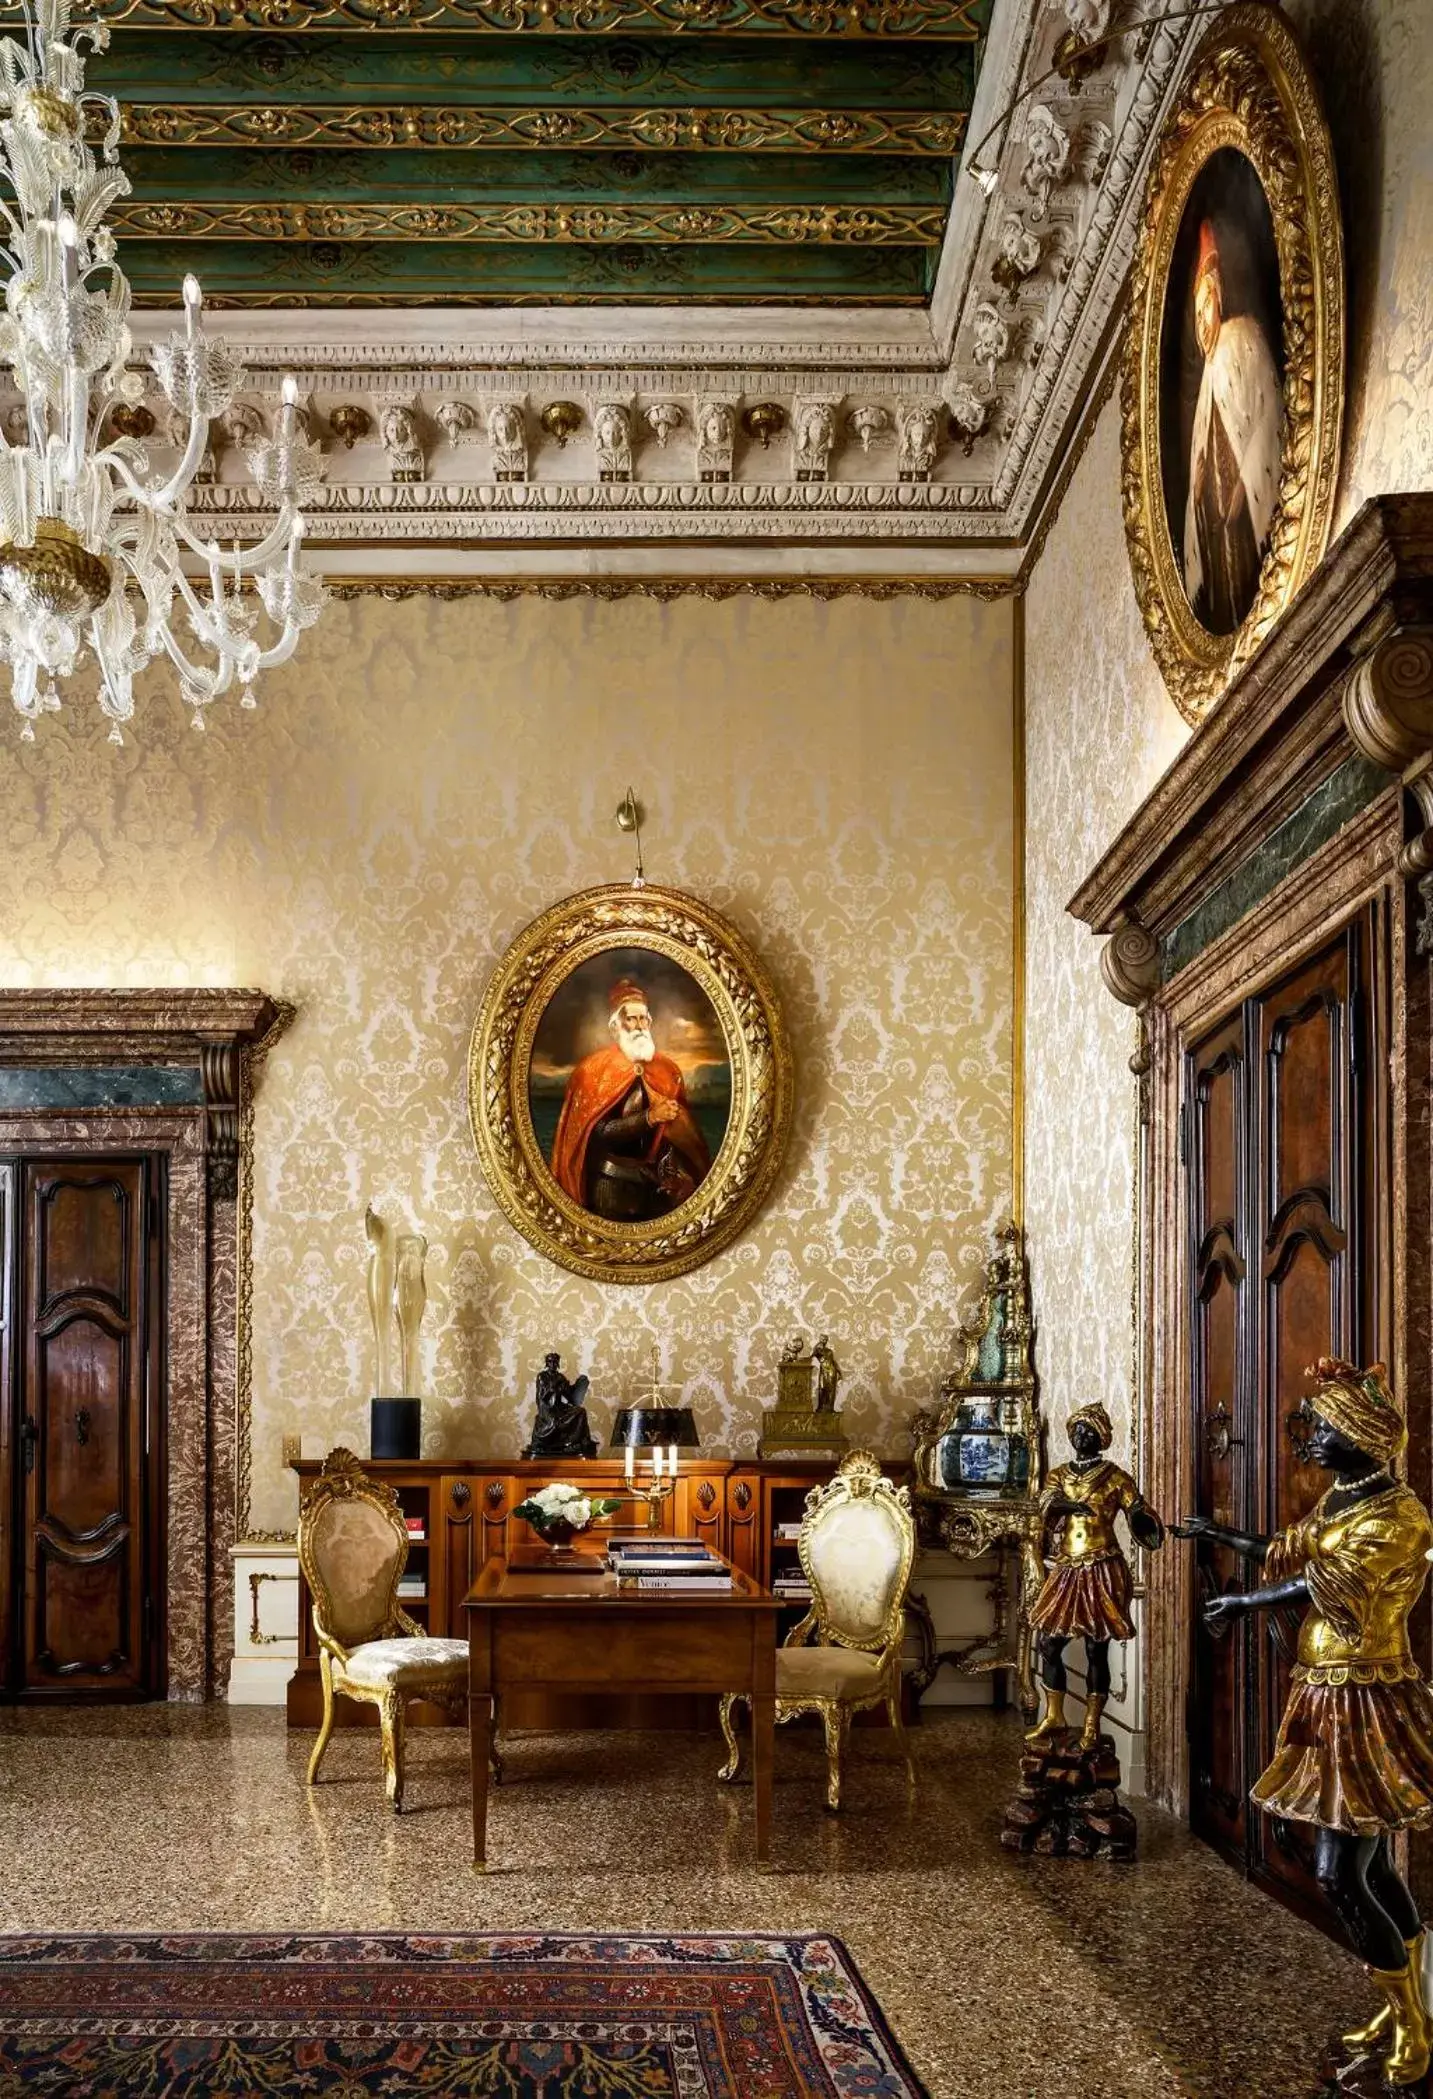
<box><xmin>610</xmin><ymin>1405</ymin><xmax>700</xmax><ymax>1452</ymax></box>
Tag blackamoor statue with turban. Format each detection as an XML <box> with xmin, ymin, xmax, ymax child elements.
<box><xmin>1026</xmin><ymin>1401</ymin><xmax>1167</xmax><ymax>1752</ymax></box>
<box><xmin>1178</xmin><ymin>1359</ymin><xmax>1433</xmax><ymax>2088</ymax></box>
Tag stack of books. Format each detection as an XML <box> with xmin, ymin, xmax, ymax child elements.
<box><xmin>396</xmin><ymin>1573</ymin><xmax>426</xmax><ymax>1600</ymax></box>
<box><xmin>607</xmin><ymin>1538</ymin><xmax>733</xmax><ymax>1592</ymax></box>
<box><xmin>404</xmin><ymin>1515</ymin><xmax>426</xmax><ymax>1543</ymax></box>
<box><xmin>773</xmin><ymin>1521</ymin><xmax>803</xmax><ymax>1541</ymax></box>
<box><xmin>773</xmin><ymin>1573</ymin><xmax>814</xmax><ymax>1602</ymax></box>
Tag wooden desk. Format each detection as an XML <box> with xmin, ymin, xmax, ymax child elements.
<box><xmin>463</xmin><ymin>1552</ymin><xmax>782</xmax><ymax>1869</ymax></box>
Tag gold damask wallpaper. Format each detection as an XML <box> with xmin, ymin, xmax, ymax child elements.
<box><xmin>0</xmin><ymin>590</ymin><xmax>1015</xmax><ymax>1536</ymax></box>
<box><xmin>1025</xmin><ymin>0</ymin><xmax>1431</xmax><ymax>1454</ymax></box>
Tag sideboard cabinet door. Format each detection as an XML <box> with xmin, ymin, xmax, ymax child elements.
<box><xmin>725</xmin><ymin>1471</ymin><xmax>760</xmax><ymax>1576</ymax></box>
<box><xmin>677</xmin><ymin>1472</ymin><xmax>726</xmax><ymax>1555</ymax></box>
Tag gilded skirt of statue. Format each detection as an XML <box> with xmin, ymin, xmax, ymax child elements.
<box><xmin>1029</xmin><ymin>1552</ymin><xmax>1135</xmax><ymax>1642</ymax></box>
<box><xmin>1251</xmin><ymin>1664</ymin><xmax>1433</xmax><ymax>1835</ymax></box>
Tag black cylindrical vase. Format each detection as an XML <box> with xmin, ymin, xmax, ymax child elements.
<box><xmin>370</xmin><ymin>1397</ymin><xmax>421</xmax><ymax>1461</ymax></box>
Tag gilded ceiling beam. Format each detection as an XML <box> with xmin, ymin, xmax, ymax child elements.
<box><xmin>115</xmin><ymin>103</ymin><xmax>967</xmax><ymax>154</ymax></box>
<box><xmin>113</xmin><ymin>200</ymin><xmax>948</xmax><ymax>243</ymax></box>
<box><xmin>66</xmin><ymin>0</ymin><xmax>987</xmax><ymax>32</ymax></box>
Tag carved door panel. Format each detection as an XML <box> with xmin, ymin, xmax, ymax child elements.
<box><xmin>1250</xmin><ymin>926</ymin><xmax>1371</xmax><ymax>1918</ymax></box>
<box><xmin>1182</xmin><ymin>910</ymin><xmax>1381</xmax><ymax>1931</ymax></box>
<box><xmin>437</xmin><ymin>1477</ymin><xmax>477</xmax><ymax>1639</ymax></box>
<box><xmin>481</xmin><ymin>1477</ymin><xmax>511</xmax><ymax>1566</ymax></box>
<box><xmin>725</xmin><ymin>1472</ymin><xmax>760</xmax><ymax>1577</ymax></box>
<box><xmin>439</xmin><ymin>1476</ymin><xmax>511</xmax><ymax>1635</ymax></box>
<box><xmin>13</xmin><ymin>1157</ymin><xmax>162</xmax><ymax>1698</ymax></box>
<box><xmin>677</xmin><ymin>1473</ymin><xmax>725</xmax><ymax>1555</ymax></box>
<box><xmin>1187</xmin><ymin>1011</ymin><xmax>1252</xmax><ymax>1868</ymax></box>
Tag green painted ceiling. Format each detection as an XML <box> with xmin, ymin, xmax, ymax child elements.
<box><xmin>69</xmin><ymin>0</ymin><xmax>989</xmax><ymax>304</ymax></box>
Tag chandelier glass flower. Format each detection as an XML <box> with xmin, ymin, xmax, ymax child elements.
<box><xmin>0</xmin><ymin>0</ymin><xmax>325</xmax><ymax>742</ymax></box>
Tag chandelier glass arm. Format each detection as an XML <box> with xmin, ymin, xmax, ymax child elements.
<box><xmin>167</xmin><ymin>503</ymin><xmax>303</xmax><ymax>576</ymax></box>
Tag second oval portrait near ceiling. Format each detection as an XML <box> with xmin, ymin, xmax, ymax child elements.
<box><xmin>469</xmin><ymin>884</ymin><xmax>792</xmax><ymax>1284</ymax></box>
<box><xmin>1122</xmin><ymin>4</ymin><xmax>1345</xmax><ymax>725</ymax></box>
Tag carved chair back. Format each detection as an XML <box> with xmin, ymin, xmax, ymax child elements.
<box><xmin>798</xmin><ymin>1450</ymin><xmax>915</xmax><ymax>1656</ymax></box>
<box><xmin>299</xmin><ymin>1447</ymin><xmax>409</xmax><ymax>1655</ymax></box>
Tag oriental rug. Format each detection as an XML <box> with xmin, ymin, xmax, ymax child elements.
<box><xmin>0</xmin><ymin>1930</ymin><xmax>929</xmax><ymax>2098</ymax></box>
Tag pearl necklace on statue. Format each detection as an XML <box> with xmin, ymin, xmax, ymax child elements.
<box><xmin>1322</xmin><ymin>1465</ymin><xmax>1392</xmax><ymax>1513</ymax></box>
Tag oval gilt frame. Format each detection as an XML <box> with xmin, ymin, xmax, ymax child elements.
<box><xmin>468</xmin><ymin>883</ymin><xmax>793</xmax><ymax>1284</ymax></box>
<box><xmin>1121</xmin><ymin>4</ymin><xmax>1344</xmax><ymax>726</ymax></box>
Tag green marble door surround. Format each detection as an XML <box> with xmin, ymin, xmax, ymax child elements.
<box><xmin>33</xmin><ymin>6</ymin><xmax>989</xmax><ymax>303</ymax></box>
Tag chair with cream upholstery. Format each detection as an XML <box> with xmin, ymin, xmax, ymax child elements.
<box><xmin>300</xmin><ymin>1446</ymin><xmax>496</xmax><ymax>1812</ymax></box>
<box><xmin>718</xmin><ymin>1449</ymin><xmax>916</xmax><ymax>1810</ymax></box>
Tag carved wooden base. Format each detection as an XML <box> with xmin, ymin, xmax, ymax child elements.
<box><xmin>1000</xmin><ymin>1730</ymin><xmax>1138</xmax><ymax>1861</ymax></box>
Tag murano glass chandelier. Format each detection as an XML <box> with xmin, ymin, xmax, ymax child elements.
<box><xmin>0</xmin><ymin>0</ymin><xmax>325</xmax><ymax>742</ymax></box>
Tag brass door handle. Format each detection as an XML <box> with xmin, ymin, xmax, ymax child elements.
<box><xmin>19</xmin><ymin>1414</ymin><xmax>37</xmax><ymax>1474</ymax></box>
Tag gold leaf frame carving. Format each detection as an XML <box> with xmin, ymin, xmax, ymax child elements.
<box><xmin>1120</xmin><ymin>4</ymin><xmax>1344</xmax><ymax>726</ymax></box>
<box><xmin>468</xmin><ymin>882</ymin><xmax>792</xmax><ymax>1283</ymax></box>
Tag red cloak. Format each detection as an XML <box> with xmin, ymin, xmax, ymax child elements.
<box><xmin>550</xmin><ymin>1045</ymin><xmax>711</xmax><ymax>1209</ymax></box>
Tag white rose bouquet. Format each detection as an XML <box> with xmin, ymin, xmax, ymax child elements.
<box><xmin>513</xmin><ymin>1480</ymin><xmax>620</xmax><ymax>1545</ymax></box>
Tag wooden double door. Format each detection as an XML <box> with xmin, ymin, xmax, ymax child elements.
<box><xmin>0</xmin><ymin>1154</ymin><xmax>166</xmax><ymax>1700</ymax></box>
<box><xmin>1184</xmin><ymin>908</ymin><xmax>1386</xmax><ymax>1924</ymax></box>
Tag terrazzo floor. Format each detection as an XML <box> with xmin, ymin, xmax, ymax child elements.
<box><xmin>0</xmin><ymin>1704</ymin><xmax>1372</xmax><ymax>2098</ymax></box>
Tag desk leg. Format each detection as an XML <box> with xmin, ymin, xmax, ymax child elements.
<box><xmin>469</xmin><ymin>1615</ymin><xmax>493</xmax><ymax>1872</ymax></box>
<box><xmin>752</xmin><ymin>1620</ymin><xmax>776</xmax><ymax>1869</ymax></box>
<box><xmin>469</xmin><ymin>1691</ymin><xmax>492</xmax><ymax>1869</ymax></box>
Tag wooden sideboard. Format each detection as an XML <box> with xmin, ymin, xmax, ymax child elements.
<box><xmin>286</xmin><ymin>1455</ymin><xmax>872</xmax><ymax>1731</ymax></box>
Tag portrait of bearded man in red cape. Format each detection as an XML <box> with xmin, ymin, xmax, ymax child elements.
<box><xmin>549</xmin><ymin>976</ymin><xmax>713</xmax><ymax>1221</ymax></box>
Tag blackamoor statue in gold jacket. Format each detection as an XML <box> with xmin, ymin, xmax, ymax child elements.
<box><xmin>1178</xmin><ymin>1358</ymin><xmax>1433</xmax><ymax>2089</ymax></box>
<box><xmin>1026</xmin><ymin>1401</ymin><xmax>1166</xmax><ymax>1752</ymax></box>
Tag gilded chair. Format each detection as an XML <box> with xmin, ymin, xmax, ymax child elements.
<box><xmin>719</xmin><ymin>1450</ymin><xmax>916</xmax><ymax>1810</ymax></box>
<box><xmin>300</xmin><ymin>1446</ymin><xmax>496</xmax><ymax>1812</ymax></box>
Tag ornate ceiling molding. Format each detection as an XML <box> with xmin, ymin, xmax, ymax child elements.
<box><xmin>114</xmin><ymin>0</ymin><xmax>1213</xmax><ymax>553</ymax></box>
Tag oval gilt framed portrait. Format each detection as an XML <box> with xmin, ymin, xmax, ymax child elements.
<box><xmin>469</xmin><ymin>884</ymin><xmax>792</xmax><ymax>1283</ymax></box>
<box><xmin>1122</xmin><ymin>4</ymin><xmax>1344</xmax><ymax>724</ymax></box>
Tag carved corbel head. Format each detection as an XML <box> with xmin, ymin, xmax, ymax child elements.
<box><xmin>485</xmin><ymin>398</ymin><xmax>529</xmax><ymax>482</ymax></box>
<box><xmin>593</xmin><ymin>399</ymin><xmax>634</xmax><ymax>482</ymax></box>
<box><xmin>792</xmin><ymin>395</ymin><xmax>841</xmax><ymax>481</ymax></box>
<box><xmin>695</xmin><ymin>395</ymin><xmax>738</xmax><ymax>482</ymax></box>
<box><xmin>377</xmin><ymin>399</ymin><xmax>425</xmax><ymax>483</ymax></box>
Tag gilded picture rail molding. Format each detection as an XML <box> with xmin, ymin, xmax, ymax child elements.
<box><xmin>322</xmin><ymin>574</ymin><xmax>1020</xmax><ymax>601</ymax></box>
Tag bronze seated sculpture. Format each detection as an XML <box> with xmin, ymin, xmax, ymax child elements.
<box><xmin>523</xmin><ymin>1352</ymin><xmax>598</xmax><ymax>1460</ymax></box>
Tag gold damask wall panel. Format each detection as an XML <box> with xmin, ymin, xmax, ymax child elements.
<box><xmin>1024</xmin><ymin>0</ymin><xmax>1432</xmax><ymax>1461</ymax></box>
<box><xmin>1024</xmin><ymin>402</ymin><xmax>1188</xmax><ymax>1467</ymax></box>
<box><xmin>0</xmin><ymin>590</ymin><xmax>1014</xmax><ymax>1537</ymax></box>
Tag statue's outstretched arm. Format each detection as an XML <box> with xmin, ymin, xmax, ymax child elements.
<box><xmin>1172</xmin><ymin>1514</ymin><xmax>1270</xmax><ymax>1562</ymax></box>
<box><xmin>1203</xmin><ymin>1573</ymin><xmax>1309</xmax><ymax>1629</ymax></box>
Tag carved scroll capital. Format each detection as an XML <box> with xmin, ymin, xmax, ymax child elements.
<box><xmin>1100</xmin><ymin>913</ymin><xmax>1160</xmax><ymax>1008</ymax></box>
<box><xmin>1343</xmin><ymin>624</ymin><xmax>1433</xmax><ymax>876</ymax></box>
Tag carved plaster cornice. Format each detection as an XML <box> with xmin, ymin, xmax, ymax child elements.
<box><xmin>114</xmin><ymin>0</ymin><xmax>1209</xmax><ymax>554</ymax></box>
